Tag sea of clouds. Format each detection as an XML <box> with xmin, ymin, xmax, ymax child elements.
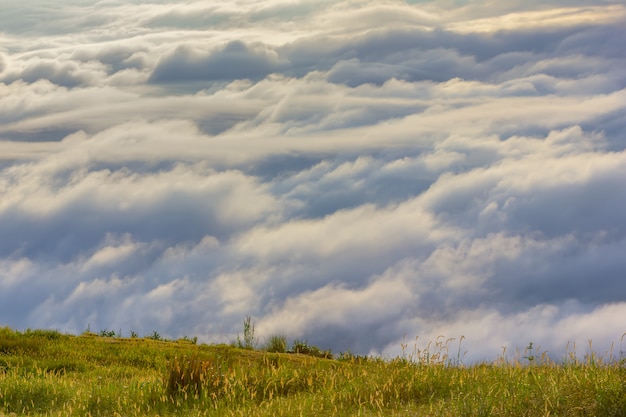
<box><xmin>1</xmin><ymin>0</ymin><xmax>625</xmax><ymax>362</ymax></box>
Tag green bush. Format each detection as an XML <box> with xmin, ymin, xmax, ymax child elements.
<box><xmin>264</xmin><ymin>334</ymin><xmax>288</xmax><ymax>353</ymax></box>
<box><xmin>98</xmin><ymin>329</ymin><xmax>117</xmax><ymax>338</ymax></box>
<box><xmin>291</xmin><ymin>339</ymin><xmax>332</xmax><ymax>359</ymax></box>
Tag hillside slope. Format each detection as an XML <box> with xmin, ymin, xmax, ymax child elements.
<box><xmin>0</xmin><ymin>327</ymin><xmax>624</xmax><ymax>416</ymax></box>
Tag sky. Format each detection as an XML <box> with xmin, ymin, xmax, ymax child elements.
<box><xmin>1</xmin><ymin>0</ymin><xmax>625</xmax><ymax>362</ymax></box>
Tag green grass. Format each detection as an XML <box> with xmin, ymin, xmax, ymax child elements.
<box><xmin>0</xmin><ymin>326</ymin><xmax>624</xmax><ymax>416</ymax></box>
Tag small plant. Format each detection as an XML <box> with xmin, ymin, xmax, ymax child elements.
<box><xmin>130</xmin><ymin>330</ymin><xmax>138</xmax><ymax>338</ymax></box>
<box><xmin>523</xmin><ymin>342</ymin><xmax>536</xmax><ymax>364</ymax></box>
<box><xmin>179</xmin><ymin>335</ymin><xmax>198</xmax><ymax>344</ymax></box>
<box><xmin>146</xmin><ymin>330</ymin><xmax>162</xmax><ymax>341</ymax></box>
<box><xmin>337</xmin><ymin>350</ymin><xmax>369</xmax><ymax>363</ymax></box>
<box><xmin>291</xmin><ymin>339</ymin><xmax>309</xmax><ymax>354</ymax></box>
<box><xmin>265</xmin><ymin>334</ymin><xmax>288</xmax><ymax>353</ymax></box>
<box><xmin>237</xmin><ymin>316</ymin><xmax>256</xmax><ymax>349</ymax></box>
<box><xmin>99</xmin><ymin>329</ymin><xmax>116</xmax><ymax>338</ymax></box>
<box><xmin>291</xmin><ymin>339</ymin><xmax>332</xmax><ymax>359</ymax></box>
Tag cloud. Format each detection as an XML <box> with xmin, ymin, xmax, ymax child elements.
<box><xmin>384</xmin><ymin>301</ymin><xmax>626</xmax><ymax>363</ymax></box>
<box><xmin>445</xmin><ymin>4</ymin><xmax>626</xmax><ymax>33</ymax></box>
<box><xmin>0</xmin><ymin>157</ymin><xmax>278</xmax><ymax>261</ymax></box>
<box><xmin>0</xmin><ymin>0</ymin><xmax>625</xmax><ymax>361</ymax></box>
<box><xmin>144</xmin><ymin>4</ymin><xmax>236</xmax><ymax>30</ymax></box>
<box><xmin>70</xmin><ymin>43</ymin><xmax>150</xmax><ymax>75</ymax></box>
<box><xmin>1</xmin><ymin>57</ymin><xmax>107</xmax><ymax>87</ymax></box>
<box><xmin>258</xmin><ymin>273</ymin><xmax>415</xmax><ymax>354</ymax></box>
<box><xmin>149</xmin><ymin>41</ymin><xmax>286</xmax><ymax>83</ymax></box>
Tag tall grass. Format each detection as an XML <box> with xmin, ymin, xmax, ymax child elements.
<box><xmin>0</xmin><ymin>326</ymin><xmax>624</xmax><ymax>416</ymax></box>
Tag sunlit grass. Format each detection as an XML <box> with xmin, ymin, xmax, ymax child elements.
<box><xmin>0</xmin><ymin>326</ymin><xmax>624</xmax><ymax>416</ymax></box>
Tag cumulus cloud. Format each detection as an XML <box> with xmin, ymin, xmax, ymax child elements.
<box><xmin>0</xmin><ymin>0</ymin><xmax>624</xmax><ymax>361</ymax></box>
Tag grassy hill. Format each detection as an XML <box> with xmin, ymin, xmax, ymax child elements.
<box><xmin>0</xmin><ymin>327</ymin><xmax>624</xmax><ymax>416</ymax></box>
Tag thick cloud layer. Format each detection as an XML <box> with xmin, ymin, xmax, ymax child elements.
<box><xmin>1</xmin><ymin>0</ymin><xmax>625</xmax><ymax>362</ymax></box>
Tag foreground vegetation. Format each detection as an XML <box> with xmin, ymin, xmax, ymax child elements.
<box><xmin>0</xmin><ymin>327</ymin><xmax>624</xmax><ymax>417</ymax></box>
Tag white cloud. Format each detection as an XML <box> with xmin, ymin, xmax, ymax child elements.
<box><xmin>0</xmin><ymin>0</ymin><xmax>624</xmax><ymax>360</ymax></box>
<box><xmin>383</xmin><ymin>301</ymin><xmax>626</xmax><ymax>363</ymax></box>
<box><xmin>444</xmin><ymin>4</ymin><xmax>625</xmax><ymax>33</ymax></box>
<box><xmin>80</xmin><ymin>234</ymin><xmax>144</xmax><ymax>272</ymax></box>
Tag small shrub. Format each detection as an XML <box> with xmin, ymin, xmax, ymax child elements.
<box><xmin>291</xmin><ymin>339</ymin><xmax>332</xmax><ymax>359</ymax></box>
<box><xmin>99</xmin><ymin>329</ymin><xmax>117</xmax><ymax>338</ymax></box>
<box><xmin>146</xmin><ymin>331</ymin><xmax>162</xmax><ymax>341</ymax></box>
<box><xmin>265</xmin><ymin>334</ymin><xmax>288</xmax><ymax>353</ymax></box>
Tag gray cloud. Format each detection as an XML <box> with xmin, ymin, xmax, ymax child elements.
<box><xmin>149</xmin><ymin>41</ymin><xmax>286</xmax><ymax>83</ymax></box>
<box><xmin>71</xmin><ymin>44</ymin><xmax>150</xmax><ymax>75</ymax></box>
<box><xmin>0</xmin><ymin>0</ymin><xmax>625</xmax><ymax>362</ymax></box>
<box><xmin>145</xmin><ymin>6</ymin><xmax>235</xmax><ymax>30</ymax></box>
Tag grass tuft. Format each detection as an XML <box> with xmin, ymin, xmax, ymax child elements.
<box><xmin>164</xmin><ymin>354</ymin><xmax>217</xmax><ymax>398</ymax></box>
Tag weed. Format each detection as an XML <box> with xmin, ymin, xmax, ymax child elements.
<box><xmin>178</xmin><ymin>335</ymin><xmax>198</xmax><ymax>344</ymax></box>
<box><xmin>146</xmin><ymin>330</ymin><xmax>162</xmax><ymax>341</ymax></box>
<box><xmin>337</xmin><ymin>350</ymin><xmax>369</xmax><ymax>364</ymax></box>
<box><xmin>523</xmin><ymin>341</ymin><xmax>536</xmax><ymax>363</ymax></box>
<box><xmin>291</xmin><ymin>339</ymin><xmax>333</xmax><ymax>359</ymax></box>
<box><xmin>98</xmin><ymin>329</ymin><xmax>117</xmax><ymax>338</ymax></box>
<box><xmin>237</xmin><ymin>315</ymin><xmax>256</xmax><ymax>350</ymax></box>
<box><xmin>23</xmin><ymin>329</ymin><xmax>64</xmax><ymax>340</ymax></box>
<box><xmin>243</xmin><ymin>315</ymin><xmax>256</xmax><ymax>349</ymax></box>
<box><xmin>264</xmin><ymin>334</ymin><xmax>288</xmax><ymax>353</ymax></box>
